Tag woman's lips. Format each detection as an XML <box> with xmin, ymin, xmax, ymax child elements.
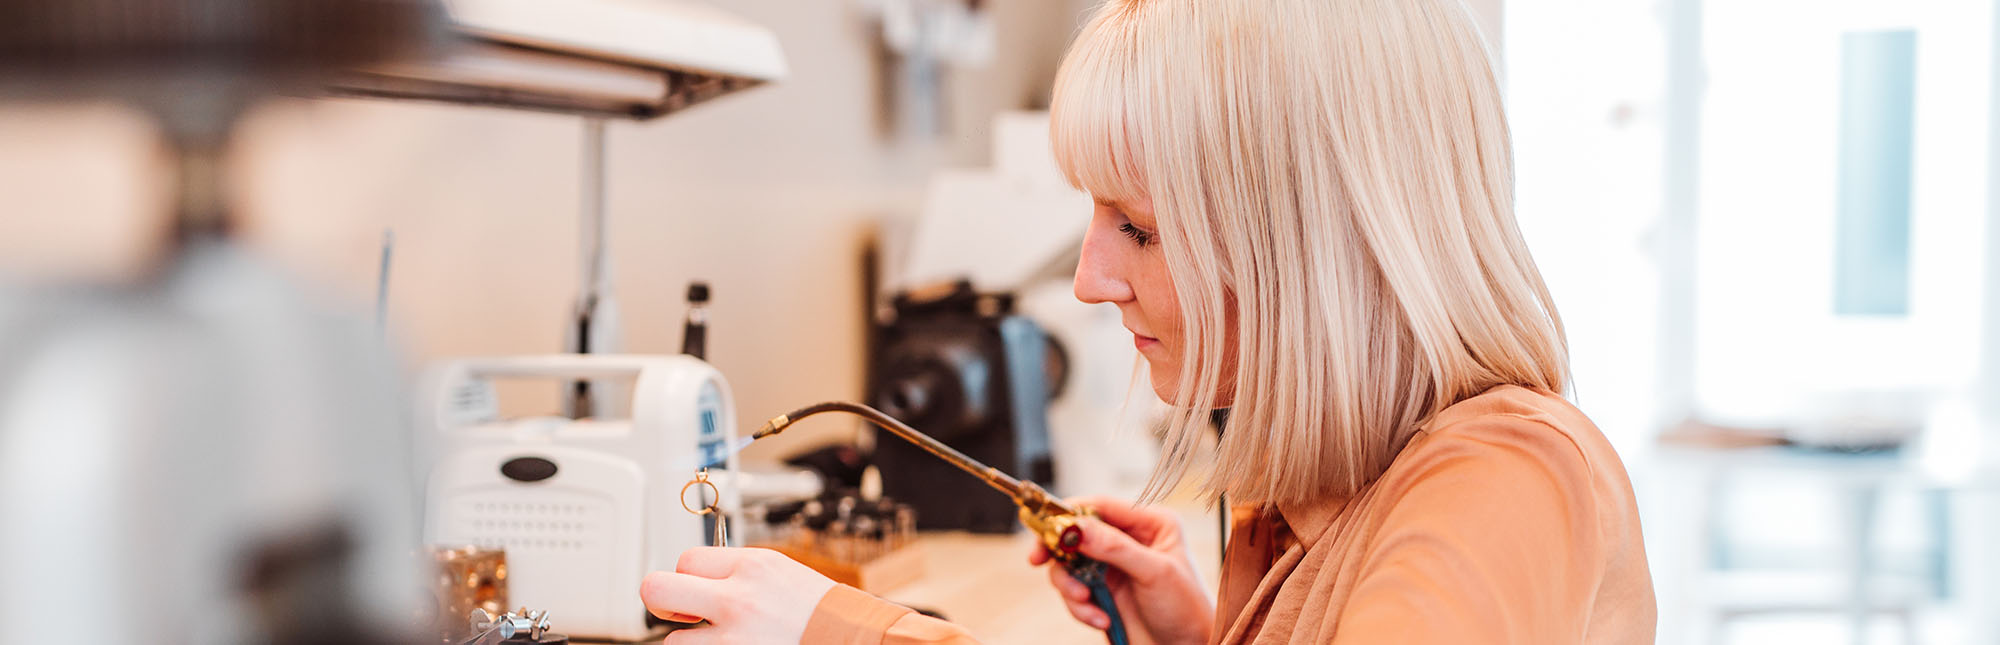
<box><xmin>1133</xmin><ymin>334</ymin><xmax>1160</xmax><ymax>351</ymax></box>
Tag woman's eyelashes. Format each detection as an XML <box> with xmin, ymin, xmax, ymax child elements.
<box><xmin>1118</xmin><ymin>222</ymin><xmax>1155</xmax><ymax>247</ymax></box>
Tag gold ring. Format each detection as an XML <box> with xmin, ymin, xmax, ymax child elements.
<box><xmin>681</xmin><ymin>470</ymin><xmax>719</xmax><ymax>516</ymax></box>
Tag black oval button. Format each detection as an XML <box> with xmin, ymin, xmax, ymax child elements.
<box><xmin>500</xmin><ymin>456</ymin><xmax>558</xmax><ymax>482</ymax></box>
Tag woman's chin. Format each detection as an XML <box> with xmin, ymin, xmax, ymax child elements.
<box><xmin>1144</xmin><ymin>369</ymin><xmax>1234</xmax><ymax>409</ymax></box>
<box><xmin>1142</xmin><ymin>364</ymin><xmax>1174</xmax><ymax>402</ymax></box>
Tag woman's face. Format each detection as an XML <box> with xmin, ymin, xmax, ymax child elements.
<box><xmin>1073</xmin><ymin>195</ymin><xmax>1193</xmax><ymax>403</ymax></box>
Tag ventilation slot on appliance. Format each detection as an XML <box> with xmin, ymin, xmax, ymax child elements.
<box><xmin>456</xmin><ymin>500</ymin><xmax>602</xmax><ymax>553</ymax></box>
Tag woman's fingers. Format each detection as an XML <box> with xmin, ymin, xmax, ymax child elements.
<box><xmin>1070</xmin><ymin>516</ymin><xmax>1171</xmax><ymax>585</ymax></box>
<box><xmin>1068</xmin><ymin>496</ymin><xmax>1170</xmax><ymax>543</ymax></box>
<box><xmin>640</xmin><ymin>571</ymin><xmax>732</xmax><ymax>623</ymax></box>
<box><xmin>1043</xmin><ymin>547</ymin><xmax>1114</xmax><ymax>629</ymax></box>
<box><xmin>1045</xmin><ymin>561</ymin><xmax>1091</xmax><ymax>603</ymax></box>
<box><xmin>1062</xmin><ymin>594</ymin><xmax>1111</xmax><ymax>631</ymax></box>
<box><xmin>638</xmin><ymin>547</ymin><xmax>839</xmax><ymax>644</ymax></box>
<box><xmin>675</xmin><ymin>546</ymin><xmax>743</xmax><ymax>579</ymax></box>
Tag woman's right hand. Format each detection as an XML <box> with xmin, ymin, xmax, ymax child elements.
<box><xmin>1027</xmin><ymin>496</ymin><xmax>1213</xmax><ymax>645</ymax></box>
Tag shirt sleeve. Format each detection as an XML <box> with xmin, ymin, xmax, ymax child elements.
<box><xmin>1323</xmin><ymin>416</ymin><xmax>1606</xmax><ymax>644</ymax></box>
<box><xmin>803</xmin><ymin>584</ymin><xmax>983</xmax><ymax>645</ymax></box>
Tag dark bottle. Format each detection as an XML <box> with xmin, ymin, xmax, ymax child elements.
<box><xmin>682</xmin><ymin>282</ymin><xmax>709</xmax><ymax>360</ymax></box>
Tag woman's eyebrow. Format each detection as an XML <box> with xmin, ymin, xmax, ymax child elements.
<box><xmin>1094</xmin><ymin>197</ymin><xmax>1121</xmax><ymax>208</ymax></box>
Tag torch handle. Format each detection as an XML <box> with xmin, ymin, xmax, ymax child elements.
<box><xmin>1063</xmin><ymin>557</ymin><xmax>1130</xmax><ymax>645</ymax></box>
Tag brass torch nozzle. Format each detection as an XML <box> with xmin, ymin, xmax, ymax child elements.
<box><xmin>751</xmin><ymin>413</ymin><xmax>791</xmax><ymax>439</ymax></box>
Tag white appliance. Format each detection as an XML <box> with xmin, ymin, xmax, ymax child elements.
<box><xmin>416</xmin><ymin>354</ymin><xmax>738</xmax><ymax>641</ymax></box>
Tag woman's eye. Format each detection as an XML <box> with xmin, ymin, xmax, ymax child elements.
<box><xmin>1118</xmin><ymin>223</ymin><xmax>1154</xmax><ymax>247</ymax></box>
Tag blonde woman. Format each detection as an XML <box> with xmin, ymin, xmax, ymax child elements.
<box><xmin>638</xmin><ymin>0</ymin><xmax>1656</xmax><ymax>642</ymax></box>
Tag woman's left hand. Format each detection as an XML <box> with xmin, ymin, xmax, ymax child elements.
<box><xmin>639</xmin><ymin>546</ymin><xmax>838</xmax><ymax>644</ymax></box>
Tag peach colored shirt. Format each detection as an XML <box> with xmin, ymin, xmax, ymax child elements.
<box><xmin>802</xmin><ymin>385</ymin><xmax>1656</xmax><ymax>644</ymax></box>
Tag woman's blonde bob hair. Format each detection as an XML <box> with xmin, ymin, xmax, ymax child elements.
<box><xmin>1051</xmin><ymin>0</ymin><xmax>1569</xmax><ymax>506</ymax></box>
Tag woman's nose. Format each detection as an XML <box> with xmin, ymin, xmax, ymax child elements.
<box><xmin>1073</xmin><ymin>221</ymin><xmax>1134</xmax><ymax>305</ymax></box>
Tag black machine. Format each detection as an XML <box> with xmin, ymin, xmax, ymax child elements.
<box><xmin>869</xmin><ymin>281</ymin><xmax>1064</xmax><ymax>533</ymax></box>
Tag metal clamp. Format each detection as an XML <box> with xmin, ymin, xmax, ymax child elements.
<box><xmin>467</xmin><ymin>607</ymin><xmax>551</xmax><ymax>642</ymax></box>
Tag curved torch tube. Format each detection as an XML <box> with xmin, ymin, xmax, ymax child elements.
<box><xmin>752</xmin><ymin>402</ymin><xmax>1083</xmax><ymax>550</ymax></box>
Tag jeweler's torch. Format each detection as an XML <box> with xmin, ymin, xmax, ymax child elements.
<box><xmin>752</xmin><ymin>402</ymin><xmax>1129</xmax><ymax>645</ymax></box>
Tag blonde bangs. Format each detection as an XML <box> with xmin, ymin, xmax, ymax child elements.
<box><xmin>1048</xmin><ymin>5</ymin><xmax>1149</xmax><ymax>206</ymax></box>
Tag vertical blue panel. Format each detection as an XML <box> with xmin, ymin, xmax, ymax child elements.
<box><xmin>1833</xmin><ymin>30</ymin><xmax>1917</xmax><ymax>316</ymax></box>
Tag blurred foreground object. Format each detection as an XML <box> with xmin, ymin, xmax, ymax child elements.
<box><xmin>0</xmin><ymin>247</ymin><xmax>429</xmax><ymax>643</ymax></box>
<box><xmin>0</xmin><ymin>0</ymin><xmax>444</xmax><ymax>642</ymax></box>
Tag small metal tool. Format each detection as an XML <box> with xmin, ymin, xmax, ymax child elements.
<box><xmin>463</xmin><ymin>607</ymin><xmax>560</xmax><ymax>644</ymax></box>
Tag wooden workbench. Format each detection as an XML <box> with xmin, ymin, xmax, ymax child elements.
<box><xmin>872</xmin><ymin>504</ymin><xmax>1224</xmax><ymax>645</ymax></box>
